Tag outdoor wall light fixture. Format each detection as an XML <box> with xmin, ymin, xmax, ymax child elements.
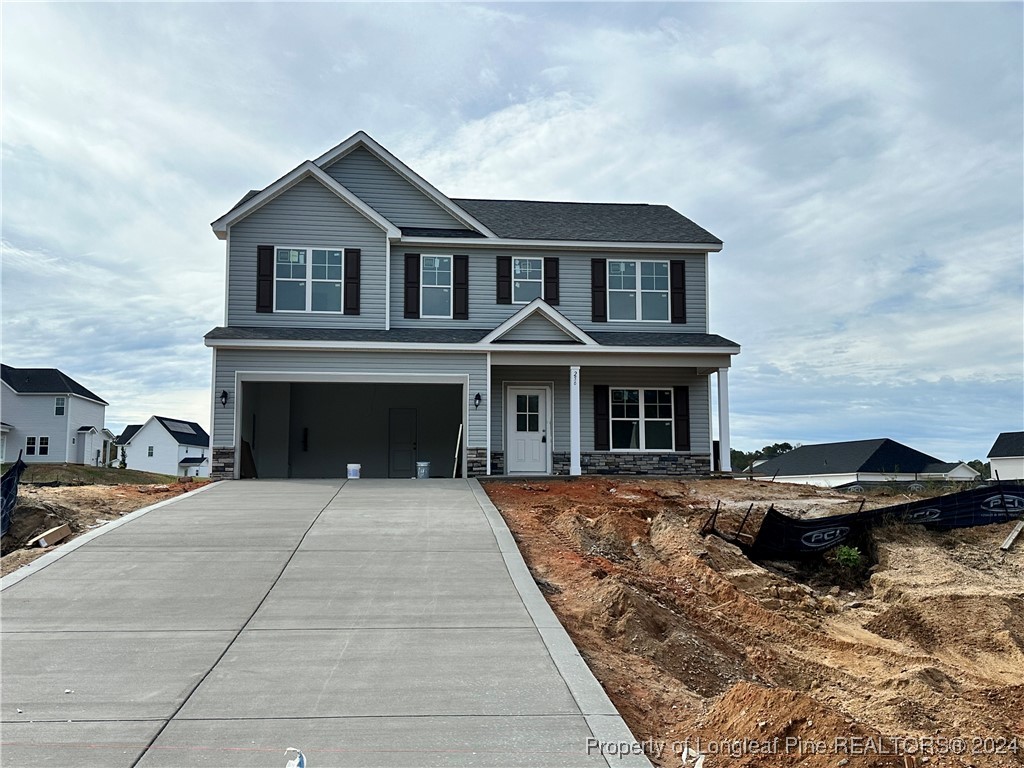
<box><xmin>219</xmin><ymin>390</ymin><xmax>229</xmax><ymax>407</ymax></box>
<box><xmin>474</xmin><ymin>392</ymin><xmax>482</xmax><ymax>409</ymax></box>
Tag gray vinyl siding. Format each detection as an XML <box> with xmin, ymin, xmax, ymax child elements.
<box><xmin>227</xmin><ymin>177</ymin><xmax>387</xmax><ymax>328</ymax></box>
<box><xmin>212</xmin><ymin>348</ymin><xmax>487</xmax><ymax>447</ymax></box>
<box><xmin>323</xmin><ymin>147</ymin><xmax>464</xmax><ymax>230</ymax></box>
<box><xmin>392</xmin><ymin>247</ymin><xmax>708</xmax><ymax>334</ymax></box>
<box><xmin>489</xmin><ymin>366</ymin><xmax>711</xmax><ymax>456</ymax></box>
<box><xmin>581</xmin><ymin>368</ymin><xmax>710</xmax><ymax>454</ymax></box>
<box><xmin>498</xmin><ymin>314</ymin><xmax>578</xmax><ymax>343</ymax></box>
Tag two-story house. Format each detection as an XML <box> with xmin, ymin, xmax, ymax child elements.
<box><xmin>205</xmin><ymin>132</ymin><xmax>739</xmax><ymax>480</ymax></box>
<box><xmin>1</xmin><ymin>364</ymin><xmax>112</xmax><ymax>466</ymax></box>
<box><xmin>117</xmin><ymin>416</ymin><xmax>211</xmax><ymax>478</ymax></box>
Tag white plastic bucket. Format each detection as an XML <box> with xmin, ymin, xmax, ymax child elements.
<box><xmin>347</xmin><ymin>463</ymin><xmax>361</xmax><ymax>479</ymax></box>
<box><xmin>416</xmin><ymin>461</ymin><xmax>430</xmax><ymax>479</ymax></box>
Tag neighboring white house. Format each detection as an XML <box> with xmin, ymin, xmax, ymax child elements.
<box><xmin>117</xmin><ymin>416</ymin><xmax>211</xmax><ymax>477</ymax></box>
<box><xmin>752</xmin><ymin>438</ymin><xmax>980</xmax><ymax>489</ymax></box>
<box><xmin>988</xmin><ymin>431</ymin><xmax>1024</xmax><ymax>481</ymax></box>
<box><xmin>1</xmin><ymin>364</ymin><xmax>111</xmax><ymax>465</ymax></box>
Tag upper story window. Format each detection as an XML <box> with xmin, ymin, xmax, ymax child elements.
<box><xmin>275</xmin><ymin>248</ymin><xmax>344</xmax><ymax>313</ymax></box>
<box><xmin>608</xmin><ymin>260</ymin><xmax>670</xmax><ymax>321</ymax></box>
<box><xmin>54</xmin><ymin>397</ymin><xmax>66</xmax><ymax>416</ymax></box>
<box><xmin>513</xmin><ymin>258</ymin><xmax>543</xmax><ymax>303</ymax></box>
<box><xmin>421</xmin><ymin>256</ymin><xmax>452</xmax><ymax>318</ymax></box>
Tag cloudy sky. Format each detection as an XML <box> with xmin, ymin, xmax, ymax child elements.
<box><xmin>2</xmin><ymin>2</ymin><xmax>1021</xmax><ymax>462</ymax></box>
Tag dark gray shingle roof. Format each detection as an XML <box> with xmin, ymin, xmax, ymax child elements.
<box><xmin>154</xmin><ymin>416</ymin><xmax>210</xmax><ymax>448</ymax></box>
<box><xmin>452</xmin><ymin>199</ymin><xmax>721</xmax><ymax>244</ymax></box>
<box><xmin>988</xmin><ymin>431</ymin><xmax>1024</xmax><ymax>458</ymax></box>
<box><xmin>115</xmin><ymin>425</ymin><xmax>143</xmax><ymax>445</ymax></box>
<box><xmin>205</xmin><ymin>326</ymin><xmax>738</xmax><ymax>349</ymax></box>
<box><xmin>1</xmin><ymin>364</ymin><xmax>108</xmax><ymax>404</ymax></box>
<box><xmin>178</xmin><ymin>456</ymin><xmax>209</xmax><ymax>466</ymax></box>
<box><xmin>754</xmin><ymin>439</ymin><xmax>943</xmax><ymax>477</ymax></box>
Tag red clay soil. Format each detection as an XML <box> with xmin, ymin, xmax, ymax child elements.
<box><xmin>484</xmin><ymin>478</ymin><xmax>1024</xmax><ymax>768</ymax></box>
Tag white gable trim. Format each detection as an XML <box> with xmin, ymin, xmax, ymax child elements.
<box><xmin>314</xmin><ymin>131</ymin><xmax>498</xmax><ymax>239</ymax></box>
<box><xmin>399</xmin><ymin>236</ymin><xmax>723</xmax><ymax>253</ymax></box>
<box><xmin>210</xmin><ymin>161</ymin><xmax>401</xmax><ymax>240</ymax></box>
<box><xmin>479</xmin><ymin>300</ymin><xmax>598</xmax><ymax>346</ymax></box>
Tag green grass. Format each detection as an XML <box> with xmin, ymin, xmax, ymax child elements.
<box><xmin>1</xmin><ymin>463</ymin><xmax>179</xmax><ymax>485</ymax></box>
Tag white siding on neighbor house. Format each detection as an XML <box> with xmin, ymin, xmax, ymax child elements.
<box><xmin>322</xmin><ymin>146</ymin><xmax>464</xmax><ymax>230</ymax></box>
<box><xmin>391</xmin><ymin>247</ymin><xmax>709</xmax><ymax>334</ymax></box>
<box><xmin>0</xmin><ymin>385</ymin><xmax>107</xmax><ymax>464</ymax></box>
<box><xmin>212</xmin><ymin>348</ymin><xmax>488</xmax><ymax>449</ymax></box>
<box><xmin>489</xmin><ymin>365</ymin><xmax>711</xmax><ymax>456</ymax></box>
<box><xmin>227</xmin><ymin>177</ymin><xmax>388</xmax><ymax>328</ymax></box>
<box><xmin>67</xmin><ymin>397</ymin><xmax>107</xmax><ymax>465</ymax></box>
<box><xmin>124</xmin><ymin>421</ymin><xmax>208</xmax><ymax>477</ymax></box>
<box><xmin>990</xmin><ymin>456</ymin><xmax>1024</xmax><ymax>481</ymax></box>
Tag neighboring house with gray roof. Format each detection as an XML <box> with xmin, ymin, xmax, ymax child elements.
<box><xmin>0</xmin><ymin>364</ymin><xmax>111</xmax><ymax>466</ymax></box>
<box><xmin>205</xmin><ymin>131</ymin><xmax>739</xmax><ymax>479</ymax></box>
<box><xmin>119</xmin><ymin>416</ymin><xmax>210</xmax><ymax>478</ymax></box>
<box><xmin>752</xmin><ymin>438</ymin><xmax>979</xmax><ymax>489</ymax></box>
<box><xmin>987</xmin><ymin>431</ymin><xmax>1024</xmax><ymax>481</ymax></box>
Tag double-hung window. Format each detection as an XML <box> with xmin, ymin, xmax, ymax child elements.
<box><xmin>610</xmin><ymin>388</ymin><xmax>673</xmax><ymax>450</ymax></box>
<box><xmin>25</xmin><ymin>436</ymin><xmax>49</xmax><ymax>456</ymax></box>
<box><xmin>512</xmin><ymin>257</ymin><xmax>543</xmax><ymax>303</ymax></box>
<box><xmin>608</xmin><ymin>260</ymin><xmax>670</xmax><ymax>321</ymax></box>
<box><xmin>54</xmin><ymin>397</ymin><xmax>66</xmax><ymax>416</ymax></box>
<box><xmin>275</xmin><ymin>248</ymin><xmax>343</xmax><ymax>312</ymax></box>
<box><xmin>147</xmin><ymin>446</ymin><xmax>154</xmax><ymax>457</ymax></box>
<box><xmin>421</xmin><ymin>256</ymin><xmax>452</xmax><ymax>318</ymax></box>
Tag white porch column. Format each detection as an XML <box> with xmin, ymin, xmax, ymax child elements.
<box><xmin>569</xmin><ymin>365</ymin><xmax>581</xmax><ymax>476</ymax></box>
<box><xmin>717</xmin><ymin>367</ymin><xmax>732</xmax><ymax>472</ymax></box>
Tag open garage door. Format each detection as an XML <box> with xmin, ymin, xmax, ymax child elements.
<box><xmin>239</xmin><ymin>381</ymin><xmax>464</xmax><ymax>479</ymax></box>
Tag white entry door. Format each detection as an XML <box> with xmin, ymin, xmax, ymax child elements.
<box><xmin>506</xmin><ymin>387</ymin><xmax>549</xmax><ymax>474</ymax></box>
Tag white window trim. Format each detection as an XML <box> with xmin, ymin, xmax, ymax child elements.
<box><xmin>420</xmin><ymin>254</ymin><xmax>453</xmax><ymax>319</ymax></box>
<box><xmin>607</xmin><ymin>259</ymin><xmax>672</xmax><ymax>323</ymax></box>
<box><xmin>273</xmin><ymin>245</ymin><xmax>346</xmax><ymax>314</ymax></box>
<box><xmin>609</xmin><ymin>387</ymin><xmax>675</xmax><ymax>452</ymax></box>
<box><xmin>54</xmin><ymin>396</ymin><xmax>66</xmax><ymax>416</ymax></box>
<box><xmin>512</xmin><ymin>257</ymin><xmax>544</xmax><ymax>305</ymax></box>
<box><xmin>147</xmin><ymin>446</ymin><xmax>154</xmax><ymax>457</ymax></box>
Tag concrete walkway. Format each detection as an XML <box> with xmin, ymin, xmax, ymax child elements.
<box><xmin>1</xmin><ymin>479</ymin><xmax>649</xmax><ymax>767</ymax></box>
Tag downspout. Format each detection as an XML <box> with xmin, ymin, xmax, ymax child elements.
<box><xmin>485</xmin><ymin>352</ymin><xmax>491</xmax><ymax>475</ymax></box>
<box><xmin>385</xmin><ymin>237</ymin><xmax>391</xmax><ymax>331</ymax></box>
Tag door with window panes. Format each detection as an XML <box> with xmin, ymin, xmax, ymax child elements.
<box><xmin>506</xmin><ymin>387</ymin><xmax>549</xmax><ymax>473</ymax></box>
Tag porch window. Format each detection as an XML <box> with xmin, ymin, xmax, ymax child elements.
<box><xmin>421</xmin><ymin>256</ymin><xmax>452</xmax><ymax>318</ymax></box>
<box><xmin>54</xmin><ymin>396</ymin><xmax>66</xmax><ymax>416</ymax></box>
<box><xmin>610</xmin><ymin>388</ymin><xmax>673</xmax><ymax>450</ymax></box>
<box><xmin>275</xmin><ymin>248</ymin><xmax>344</xmax><ymax>312</ymax></box>
<box><xmin>512</xmin><ymin>258</ymin><xmax>543</xmax><ymax>303</ymax></box>
<box><xmin>608</xmin><ymin>260</ymin><xmax>670</xmax><ymax>321</ymax></box>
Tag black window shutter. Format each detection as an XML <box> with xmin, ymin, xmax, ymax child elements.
<box><xmin>673</xmin><ymin>386</ymin><xmax>690</xmax><ymax>451</ymax></box>
<box><xmin>496</xmin><ymin>256</ymin><xmax>512</xmax><ymax>304</ymax></box>
<box><xmin>453</xmin><ymin>255</ymin><xmax>469</xmax><ymax>320</ymax></box>
<box><xmin>544</xmin><ymin>257</ymin><xmax>560</xmax><ymax>305</ymax></box>
<box><xmin>404</xmin><ymin>254</ymin><xmax>420</xmax><ymax>318</ymax></box>
<box><xmin>256</xmin><ymin>245</ymin><xmax>274</xmax><ymax>313</ymax></box>
<box><xmin>670</xmin><ymin>260</ymin><xmax>687</xmax><ymax>324</ymax></box>
<box><xmin>343</xmin><ymin>248</ymin><xmax>361</xmax><ymax>315</ymax></box>
<box><xmin>594</xmin><ymin>384</ymin><xmax>610</xmax><ymax>451</ymax></box>
<box><xmin>591</xmin><ymin>259</ymin><xmax>607</xmax><ymax>322</ymax></box>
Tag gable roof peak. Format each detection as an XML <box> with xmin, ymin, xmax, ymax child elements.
<box><xmin>480</xmin><ymin>299</ymin><xmax>597</xmax><ymax>346</ymax></box>
<box><xmin>1</xmin><ymin>363</ymin><xmax>108</xmax><ymax>404</ymax></box>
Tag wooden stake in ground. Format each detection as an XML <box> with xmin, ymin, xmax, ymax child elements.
<box><xmin>1000</xmin><ymin>519</ymin><xmax>1024</xmax><ymax>552</ymax></box>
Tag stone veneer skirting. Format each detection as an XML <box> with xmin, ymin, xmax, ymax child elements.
<box><xmin>211</xmin><ymin>447</ymin><xmax>235</xmax><ymax>481</ymax></box>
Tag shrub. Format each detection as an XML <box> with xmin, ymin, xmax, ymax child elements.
<box><xmin>834</xmin><ymin>545</ymin><xmax>863</xmax><ymax>569</ymax></box>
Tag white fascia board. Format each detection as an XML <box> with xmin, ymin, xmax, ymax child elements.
<box><xmin>399</xmin><ymin>236</ymin><xmax>723</xmax><ymax>253</ymax></box>
<box><xmin>4</xmin><ymin>386</ymin><xmax>108</xmax><ymax>407</ymax></box>
<box><xmin>204</xmin><ymin>337</ymin><xmax>739</xmax><ymax>357</ymax></box>
<box><xmin>313</xmin><ymin>131</ymin><xmax>498</xmax><ymax>238</ymax></box>
<box><xmin>480</xmin><ymin>299</ymin><xmax>597</xmax><ymax>345</ymax></box>
<box><xmin>210</xmin><ymin>161</ymin><xmax>400</xmax><ymax>240</ymax></box>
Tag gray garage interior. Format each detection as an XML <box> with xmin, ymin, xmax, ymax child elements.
<box><xmin>239</xmin><ymin>382</ymin><xmax>464</xmax><ymax>478</ymax></box>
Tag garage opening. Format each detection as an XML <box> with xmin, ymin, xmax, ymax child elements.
<box><xmin>239</xmin><ymin>382</ymin><xmax>464</xmax><ymax>479</ymax></box>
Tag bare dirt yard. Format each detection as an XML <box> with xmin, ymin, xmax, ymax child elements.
<box><xmin>2</xmin><ymin>481</ymin><xmax>206</xmax><ymax>576</ymax></box>
<box><xmin>484</xmin><ymin>478</ymin><xmax>1024</xmax><ymax>768</ymax></box>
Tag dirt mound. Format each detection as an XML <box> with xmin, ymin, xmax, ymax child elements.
<box><xmin>486</xmin><ymin>478</ymin><xmax>1024</xmax><ymax>767</ymax></box>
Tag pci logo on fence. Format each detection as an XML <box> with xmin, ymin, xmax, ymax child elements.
<box><xmin>903</xmin><ymin>508</ymin><xmax>942</xmax><ymax>523</ymax></box>
<box><xmin>800</xmin><ymin>526</ymin><xmax>851</xmax><ymax>549</ymax></box>
<box><xmin>981</xmin><ymin>495</ymin><xmax>1024</xmax><ymax>513</ymax></box>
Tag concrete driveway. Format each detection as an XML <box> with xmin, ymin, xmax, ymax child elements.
<box><xmin>1</xmin><ymin>479</ymin><xmax>649</xmax><ymax>767</ymax></box>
